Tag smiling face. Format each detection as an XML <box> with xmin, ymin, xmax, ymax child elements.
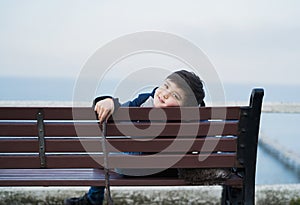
<box><xmin>153</xmin><ymin>79</ymin><xmax>186</xmax><ymax>108</ymax></box>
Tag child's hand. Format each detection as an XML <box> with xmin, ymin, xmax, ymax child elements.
<box><xmin>94</xmin><ymin>98</ymin><xmax>115</xmax><ymax>123</ymax></box>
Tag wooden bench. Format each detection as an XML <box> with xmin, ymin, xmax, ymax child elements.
<box><xmin>0</xmin><ymin>88</ymin><xmax>264</xmax><ymax>205</ymax></box>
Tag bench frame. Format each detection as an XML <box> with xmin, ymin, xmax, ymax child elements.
<box><xmin>0</xmin><ymin>89</ymin><xmax>264</xmax><ymax>205</ymax></box>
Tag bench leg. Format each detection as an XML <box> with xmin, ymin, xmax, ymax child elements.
<box><xmin>221</xmin><ymin>185</ymin><xmax>243</xmax><ymax>205</ymax></box>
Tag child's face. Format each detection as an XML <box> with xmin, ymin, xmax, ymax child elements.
<box><xmin>153</xmin><ymin>79</ymin><xmax>186</xmax><ymax>107</ymax></box>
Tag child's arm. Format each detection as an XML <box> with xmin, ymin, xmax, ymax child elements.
<box><xmin>92</xmin><ymin>88</ymin><xmax>157</xmax><ymax>123</ymax></box>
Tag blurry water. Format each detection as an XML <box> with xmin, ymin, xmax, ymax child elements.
<box><xmin>256</xmin><ymin>113</ymin><xmax>300</xmax><ymax>184</ymax></box>
<box><xmin>260</xmin><ymin>113</ymin><xmax>300</xmax><ymax>156</ymax></box>
<box><xmin>256</xmin><ymin>145</ymin><xmax>300</xmax><ymax>184</ymax></box>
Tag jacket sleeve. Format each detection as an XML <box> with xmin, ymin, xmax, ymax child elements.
<box><xmin>121</xmin><ymin>87</ymin><xmax>157</xmax><ymax>107</ymax></box>
<box><xmin>92</xmin><ymin>87</ymin><xmax>157</xmax><ymax>110</ymax></box>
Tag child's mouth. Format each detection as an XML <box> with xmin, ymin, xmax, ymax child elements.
<box><xmin>158</xmin><ymin>96</ymin><xmax>165</xmax><ymax>104</ymax></box>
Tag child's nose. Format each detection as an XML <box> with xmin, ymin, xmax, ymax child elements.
<box><xmin>162</xmin><ymin>91</ymin><xmax>170</xmax><ymax>99</ymax></box>
<box><xmin>160</xmin><ymin>88</ymin><xmax>170</xmax><ymax>99</ymax></box>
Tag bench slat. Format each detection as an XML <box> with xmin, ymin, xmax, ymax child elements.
<box><xmin>0</xmin><ymin>156</ymin><xmax>40</xmax><ymax>168</ymax></box>
<box><xmin>106</xmin><ymin>137</ymin><xmax>237</xmax><ymax>153</ymax></box>
<box><xmin>0</xmin><ymin>138</ymin><xmax>39</xmax><ymax>152</ymax></box>
<box><xmin>0</xmin><ymin>107</ymin><xmax>39</xmax><ymax>120</ymax></box>
<box><xmin>106</xmin><ymin>153</ymin><xmax>239</xmax><ymax>169</ymax></box>
<box><xmin>111</xmin><ymin>107</ymin><xmax>241</xmax><ymax>121</ymax></box>
<box><xmin>0</xmin><ymin>121</ymin><xmax>239</xmax><ymax>137</ymax></box>
<box><xmin>0</xmin><ymin>107</ymin><xmax>241</xmax><ymax>121</ymax></box>
<box><xmin>0</xmin><ymin>123</ymin><xmax>37</xmax><ymax>136</ymax></box>
<box><xmin>0</xmin><ymin>154</ymin><xmax>239</xmax><ymax>169</ymax></box>
<box><xmin>0</xmin><ymin>169</ymin><xmax>242</xmax><ymax>187</ymax></box>
<box><xmin>0</xmin><ymin>137</ymin><xmax>237</xmax><ymax>153</ymax></box>
<box><xmin>0</xmin><ymin>155</ymin><xmax>100</xmax><ymax>169</ymax></box>
<box><xmin>106</xmin><ymin>121</ymin><xmax>238</xmax><ymax>137</ymax></box>
<box><xmin>0</xmin><ymin>122</ymin><xmax>238</xmax><ymax>137</ymax></box>
<box><xmin>0</xmin><ymin>107</ymin><xmax>96</xmax><ymax>120</ymax></box>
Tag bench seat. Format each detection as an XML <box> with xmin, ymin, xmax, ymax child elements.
<box><xmin>0</xmin><ymin>168</ymin><xmax>242</xmax><ymax>187</ymax></box>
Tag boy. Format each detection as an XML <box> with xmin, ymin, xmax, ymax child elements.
<box><xmin>64</xmin><ymin>70</ymin><xmax>205</xmax><ymax>205</ymax></box>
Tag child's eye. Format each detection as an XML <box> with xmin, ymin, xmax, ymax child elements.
<box><xmin>164</xmin><ymin>83</ymin><xmax>168</xmax><ymax>89</ymax></box>
<box><xmin>172</xmin><ymin>93</ymin><xmax>180</xmax><ymax>100</ymax></box>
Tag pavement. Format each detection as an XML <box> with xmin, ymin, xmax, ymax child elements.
<box><xmin>1</xmin><ymin>184</ymin><xmax>300</xmax><ymax>205</ymax></box>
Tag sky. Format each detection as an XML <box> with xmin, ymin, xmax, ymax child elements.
<box><xmin>1</xmin><ymin>0</ymin><xmax>300</xmax><ymax>86</ymax></box>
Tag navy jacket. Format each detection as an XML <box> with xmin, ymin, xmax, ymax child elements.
<box><xmin>93</xmin><ymin>88</ymin><xmax>157</xmax><ymax>110</ymax></box>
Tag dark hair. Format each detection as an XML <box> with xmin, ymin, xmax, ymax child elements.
<box><xmin>166</xmin><ymin>70</ymin><xmax>205</xmax><ymax>106</ymax></box>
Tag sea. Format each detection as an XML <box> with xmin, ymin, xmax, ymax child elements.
<box><xmin>1</xmin><ymin>76</ymin><xmax>300</xmax><ymax>185</ymax></box>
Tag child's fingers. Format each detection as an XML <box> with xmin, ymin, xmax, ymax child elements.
<box><xmin>98</xmin><ymin>108</ymin><xmax>112</xmax><ymax>124</ymax></box>
<box><xmin>104</xmin><ymin>110</ymin><xmax>113</xmax><ymax>122</ymax></box>
<box><xmin>98</xmin><ymin>109</ymin><xmax>106</xmax><ymax>123</ymax></box>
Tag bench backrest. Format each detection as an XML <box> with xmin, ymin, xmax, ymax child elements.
<box><xmin>0</xmin><ymin>89</ymin><xmax>264</xmax><ymax>172</ymax></box>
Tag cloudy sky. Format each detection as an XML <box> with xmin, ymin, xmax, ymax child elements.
<box><xmin>1</xmin><ymin>0</ymin><xmax>300</xmax><ymax>86</ymax></box>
